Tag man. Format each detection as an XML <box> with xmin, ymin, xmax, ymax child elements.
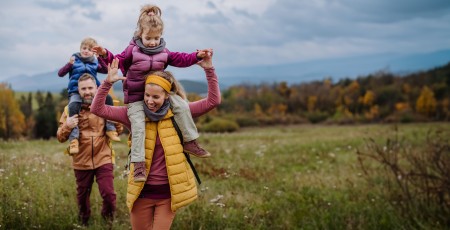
<box><xmin>56</xmin><ymin>73</ymin><xmax>122</xmax><ymax>226</ymax></box>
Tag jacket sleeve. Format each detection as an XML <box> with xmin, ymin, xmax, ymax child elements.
<box><xmin>58</xmin><ymin>63</ymin><xmax>72</xmax><ymax>77</ymax></box>
<box><xmin>100</xmin><ymin>47</ymin><xmax>133</xmax><ymax>76</ymax></box>
<box><xmin>167</xmin><ymin>49</ymin><xmax>199</xmax><ymax>68</ymax></box>
<box><xmin>97</xmin><ymin>57</ymin><xmax>108</xmax><ymax>74</ymax></box>
<box><xmin>188</xmin><ymin>67</ymin><xmax>221</xmax><ymax>118</ymax></box>
<box><xmin>90</xmin><ymin>81</ymin><xmax>131</xmax><ymax>129</ymax></box>
<box><xmin>56</xmin><ymin>110</ymin><xmax>72</xmax><ymax>143</ymax></box>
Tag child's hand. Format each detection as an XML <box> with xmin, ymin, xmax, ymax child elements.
<box><xmin>196</xmin><ymin>48</ymin><xmax>213</xmax><ymax>59</ymax></box>
<box><xmin>69</xmin><ymin>56</ymin><xmax>75</xmax><ymax>64</ymax></box>
<box><xmin>92</xmin><ymin>46</ymin><xmax>106</xmax><ymax>57</ymax></box>
<box><xmin>107</xmin><ymin>58</ymin><xmax>126</xmax><ymax>83</ymax></box>
<box><xmin>197</xmin><ymin>49</ymin><xmax>214</xmax><ymax>69</ymax></box>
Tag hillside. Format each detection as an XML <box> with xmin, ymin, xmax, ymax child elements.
<box><xmin>7</xmin><ymin>72</ymin><xmax>208</xmax><ymax>95</ymax></box>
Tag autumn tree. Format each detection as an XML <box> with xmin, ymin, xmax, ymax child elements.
<box><xmin>0</xmin><ymin>83</ymin><xmax>26</xmax><ymax>139</ymax></box>
<box><xmin>416</xmin><ymin>86</ymin><xmax>437</xmax><ymax>117</ymax></box>
<box><xmin>19</xmin><ymin>92</ymin><xmax>35</xmax><ymax>137</ymax></box>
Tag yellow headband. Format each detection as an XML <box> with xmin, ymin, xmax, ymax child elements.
<box><xmin>145</xmin><ymin>75</ymin><xmax>171</xmax><ymax>92</ymax></box>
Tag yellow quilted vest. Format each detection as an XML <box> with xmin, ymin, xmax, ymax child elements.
<box><xmin>126</xmin><ymin>109</ymin><xmax>198</xmax><ymax>212</ymax></box>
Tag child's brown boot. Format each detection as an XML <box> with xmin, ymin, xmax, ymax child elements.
<box><xmin>183</xmin><ymin>140</ymin><xmax>211</xmax><ymax>158</ymax></box>
<box><xmin>133</xmin><ymin>162</ymin><xmax>147</xmax><ymax>182</ymax></box>
<box><xmin>69</xmin><ymin>139</ymin><xmax>79</xmax><ymax>155</ymax></box>
<box><xmin>106</xmin><ymin>131</ymin><xmax>121</xmax><ymax>142</ymax></box>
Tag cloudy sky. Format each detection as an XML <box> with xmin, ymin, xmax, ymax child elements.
<box><xmin>1</xmin><ymin>0</ymin><xmax>450</xmax><ymax>82</ymax></box>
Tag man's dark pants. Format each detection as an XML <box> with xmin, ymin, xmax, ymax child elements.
<box><xmin>74</xmin><ymin>163</ymin><xmax>116</xmax><ymax>225</ymax></box>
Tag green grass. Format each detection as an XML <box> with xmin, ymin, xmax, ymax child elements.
<box><xmin>0</xmin><ymin>123</ymin><xmax>448</xmax><ymax>229</ymax></box>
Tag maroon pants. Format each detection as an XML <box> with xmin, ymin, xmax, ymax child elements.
<box><xmin>74</xmin><ymin>163</ymin><xmax>116</xmax><ymax>224</ymax></box>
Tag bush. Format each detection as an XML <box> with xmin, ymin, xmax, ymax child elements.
<box><xmin>356</xmin><ymin>126</ymin><xmax>450</xmax><ymax>225</ymax></box>
<box><xmin>235</xmin><ymin>116</ymin><xmax>260</xmax><ymax>127</ymax></box>
<box><xmin>304</xmin><ymin>111</ymin><xmax>329</xmax><ymax>123</ymax></box>
<box><xmin>199</xmin><ymin>118</ymin><xmax>240</xmax><ymax>133</ymax></box>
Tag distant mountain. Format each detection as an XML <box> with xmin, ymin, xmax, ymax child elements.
<box><xmin>4</xmin><ymin>71</ymin><xmax>208</xmax><ymax>94</ymax></box>
<box><xmin>3</xmin><ymin>49</ymin><xmax>449</xmax><ymax>91</ymax></box>
<box><xmin>217</xmin><ymin>49</ymin><xmax>450</xmax><ymax>85</ymax></box>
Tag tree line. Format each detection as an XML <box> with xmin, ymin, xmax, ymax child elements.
<box><xmin>1</xmin><ymin>62</ymin><xmax>449</xmax><ymax>139</ymax></box>
<box><xmin>212</xmin><ymin>62</ymin><xmax>449</xmax><ymax>128</ymax></box>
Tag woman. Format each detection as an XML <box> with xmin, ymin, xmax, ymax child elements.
<box><xmin>90</xmin><ymin>51</ymin><xmax>220</xmax><ymax>229</ymax></box>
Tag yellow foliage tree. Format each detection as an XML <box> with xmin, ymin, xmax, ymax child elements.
<box><xmin>253</xmin><ymin>103</ymin><xmax>265</xmax><ymax>117</ymax></box>
<box><xmin>362</xmin><ymin>90</ymin><xmax>375</xmax><ymax>106</ymax></box>
<box><xmin>307</xmin><ymin>96</ymin><xmax>317</xmax><ymax>112</ymax></box>
<box><xmin>416</xmin><ymin>86</ymin><xmax>437</xmax><ymax>117</ymax></box>
<box><xmin>0</xmin><ymin>83</ymin><xmax>26</xmax><ymax>139</ymax></box>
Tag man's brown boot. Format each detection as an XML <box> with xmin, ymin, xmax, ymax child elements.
<box><xmin>106</xmin><ymin>131</ymin><xmax>121</xmax><ymax>142</ymax></box>
<box><xmin>133</xmin><ymin>162</ymin><xmax>147</xmax><ymax>182</ymax></box>
<box><xmin>69</xmin><ymin>139</ymin><xmax>79</xmax><ymax>155</ymax></box>
<box><xmin>183</xmin><ymin>140</ymin><xmax>211</xmax><ymax>158</ymax></box>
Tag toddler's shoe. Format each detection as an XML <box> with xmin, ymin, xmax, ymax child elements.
<box><xmin>133</xmin><ymin>162</ymin><xmax>147</xmax><ymax>183</ymax></box>
<box><xmin>69</xmin><ymin>139</ymin><xmax>79</xmax><ymax>155</ymax></box>
<box><xmin>184</xmin><ymin>140</ymin><xmax>211</xmax><ymax>158</ymax></box>
<box><xmin>106</xmin><ymin>131</ymin><xmax>121</xmax><ymax>142</ymax></box>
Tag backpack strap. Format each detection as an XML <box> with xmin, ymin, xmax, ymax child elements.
<box><xmin>171</xmin><ymin>117</ymin><xmax>202</xmax><ymax>185</ymax></box>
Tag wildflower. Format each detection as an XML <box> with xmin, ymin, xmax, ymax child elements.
<box><xmin>210</xmin><ymin>194</ymin><xmax>223</xmax><ymax>203</ymax></box>
<box><xmin>263</xmin><ymin>186</ymin><xmax>269</xmax><ymax>190</ymax></box>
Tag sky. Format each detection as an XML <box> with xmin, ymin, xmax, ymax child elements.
<box><xmin>1</xmin><ymin>0</ymin><xmax>450</xmax><ymax>82</ymax></box>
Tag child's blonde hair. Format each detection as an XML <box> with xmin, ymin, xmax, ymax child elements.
<box><xmin>80</xmin><ymin>37</ymin><xmax>98</xmax><ymax>49</ymax></box>
<box><xmin>134</xmin><ymin>4</ymin><xmax>164</xmax><ymax>38</ymax></box>
<box><xmin>148</xmin><ymin>71</ymin><xmax>186</xmax><ymax>99</ymax></box>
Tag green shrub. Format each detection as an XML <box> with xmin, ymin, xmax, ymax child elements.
<box><xmin>356</xmin><ymin>126</ymin><xmax>450</xmax><ymax>225</ymax></box>
<box><xmin>305</xmin><ymin>111</ymin><xmax>329</xmax><ymax>123</ymax></box>
<box><xmin>199</xmin><ymin>118</ymin><xmax>240</xmax><ymax>132</ymax></box>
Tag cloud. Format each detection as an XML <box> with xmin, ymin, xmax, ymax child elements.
<box><xmin>0</xmin><ymin>0</ymin><xmax>449</xmax><ymax>81</ymax></box>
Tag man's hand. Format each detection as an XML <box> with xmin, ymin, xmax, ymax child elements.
<box><xmin>66</xmin><ymin>114</ymin><xmax>79</xmax><ymax>129</ymax></box>
<box><xmin>106</xmin><ymin>58</ymin><xmax>126</xmax><ymax>83</ymax></box>
<box><xmin>92</xmin><ymin>46</ymin><xmax>106</xmax><ymax>57</ymax></box>
<box><xmin>69</xmin><ymin>56</ymin><xmax>75</xmax><ymax>64</ymax></box>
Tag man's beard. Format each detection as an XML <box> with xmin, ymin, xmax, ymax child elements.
<box><xmin>82</xmin><ymin>94</ymin><xmax>94</xmax><ymax>104</ymax></box>
<box><xmin>82</xmin><ymin>98</ymin><xmax>92</xmax><ymax>104</ymax></box>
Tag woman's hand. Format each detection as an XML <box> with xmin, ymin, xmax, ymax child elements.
<box><xmin>106</xmin><ymin>58</ymin><xmax>126</xmax><ymax>83</ymax></box>
<box><xmin>197</xmin><ymin>48</ymin><xmax>213</xmax><ymax>69</ymax></box>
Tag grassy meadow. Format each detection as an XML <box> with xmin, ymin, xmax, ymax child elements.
<box><xmin>0</xmin><ymin>123</ymin><xmax>449</xmax><ymax>229</ymax></box>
